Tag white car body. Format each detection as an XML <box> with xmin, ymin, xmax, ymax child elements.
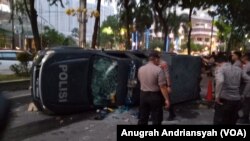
<box><xmin>0</xmin><ymin>50</ymin><xmax>32</xmax><ymax>75</ymax></box>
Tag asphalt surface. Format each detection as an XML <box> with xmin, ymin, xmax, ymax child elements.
<box><xmin>0</xmin><ymin>75</ymin><xmax>220</xmax><ymax>141</ymax></box>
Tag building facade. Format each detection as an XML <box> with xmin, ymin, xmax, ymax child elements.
<box><xmin>191</xmin><ymin>15</ymin><xmax>219</xmax><ymax>53</ymax></box>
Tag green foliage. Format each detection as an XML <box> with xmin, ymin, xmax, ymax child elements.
<box><xmin>99</xmin><ymin>15</ymin><xmax>123</xmax><ymax>48</ymax></box>
<box><xmin>10</xmin><ymin>52</ymin><xmax>32</xmax><ymax>76</ymax></box>
<box><xmin>117</xmin><ymin>0</ymin><xmax>137</xmax><ymax>27</ymax></box>
<box><xmin>149</xmin><ymin>39</ymin><xmax>164</xmax><ymax>51</ymax></box>
<box><xmin>63</xmin><ymin>36</ymin><xmax>77</xmax><ymax>46</ymax></box>
<box><xmin>181</xmin><ymin>41</ymin><xmax>203</xmax><ymax>52</ymax></box>
<box><xmin>0</xmin><ymin>74</ymin><xmax>28</xmax><ymax>81</ymax></box>
<box><xmin>41</xmin><ymin>26</ymin><xmax>76</xmax><ymax>47</ymax></box>
<box><xmin>17</xmin><ymin>52</ymin><xmax>31</xmax><ymax>63</ymax></box>
<box><xmin>215</xmin><ymin>18</ymin><xmax>232</xmax><ymax>42</ymax></box>
<box><xmin>191</xmin><ymin>42</ymin><xmax>203</xmax><ymax>52</ymax></box>
<box><xmin>215</xmin><ymin>16</ymin><xmax>246</xmax><ymax>51</ymax></box>
<box><xmin>135</xmin><ymin>2</ymin><xmax>153</xmax><ymax>32</ymax></box>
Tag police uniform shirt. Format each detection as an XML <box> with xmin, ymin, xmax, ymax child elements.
<box><xmin>215</xmin><ymin>63</ymin><xmax>250</xmax><ymax>101</ymax></box>
<box><xmin>138</xmin><ymin>62</ymin><xmax>167</xmax><ymax>92</ymax></box>
<box><xmin>233</xmin><ymin>60</ymin><xmax>242</xmax><ymax>68</ymax></box>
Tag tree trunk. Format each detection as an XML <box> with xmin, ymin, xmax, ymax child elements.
<box><xmin>91</xmin><ymin>0</ymin><xmax>101</xmax><ymax>49</ymax></box>
<box><xmin>83</xmin><ymin>0</ymin><xmax>86</xmax><ymax>47</ymax></box>
<box><xmin>125</xmin><ymin>0</ymin><xmax>131</xmax><ymax>50</ymax></box>
<box><xmin>187</xmin><ymin>7</ymin><xmax>193</xmax><ymax>55</ymax></box>
<box><xmin>155</xmin><ymin>7</ymin><xmax>169</xmax><ymax>51</ymax></box>
<box><xmin>11</xmin><ymin>0</ymin><xmax>15</xmax><ymax>50</ymax></box>
<box><xmin>226</xmin><ymin>33</ymin><xmax>232</xmax><ymax>56</ymax></box>
<box><xmin>30</xmin><ymin>6</ymin><xmax>41</xmax><ymax>51</ymax></box>
<box><xmin>24</xmin><ymin>0</ymin><xmax>41</xmax><ymax>51</ymax></box>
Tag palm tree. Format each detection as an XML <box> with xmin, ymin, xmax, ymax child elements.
<box><xmin>152</xmin><ymin>0</ymin><xmax>179</xmax><ymax>51</ymax></box>
<box><xmin>134</xmin><ymin>1</ymin><xmax>153</xmax><ymax>49</ymax></box>
<box><xmin>117</xmin><ymin>0</ymin><xmax>137</xmax><ymax>49</ymax></box>
<box><xmin>179</xmin><ymin>0</ymin><xmax>204</xmax><ymax>55</ymax></box>
<box><xmin>91</xmin><ymin>0</ymin><xmax>101</xmax><ymax>49</ymax></box>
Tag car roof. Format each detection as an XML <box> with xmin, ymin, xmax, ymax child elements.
<box><xmin>0</xmin><ymin>50</ymin><xmax>24</xmax><ymax>53</ymax></box>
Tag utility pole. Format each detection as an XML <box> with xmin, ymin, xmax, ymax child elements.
<box><xmin>79</xmin><ymin>0</ymin><xmax>87</xmax><ymax>48</ymax></box>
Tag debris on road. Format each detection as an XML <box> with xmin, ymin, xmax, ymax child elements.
<box><xmin>27</xmin><ymin>102</ymin><xmax>38</xmax><ymax>112</ymax></box>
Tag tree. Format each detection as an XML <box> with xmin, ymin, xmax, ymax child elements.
<box><xmin>179</xmin><ymin>0</ymin><xmax>204</xmax><ymax>55</ymax></box>
<box><xmin>71</xmin><ymin>28</ymin><xmax>79</xmax><ymax>38</ymax></box>
<box><xmin>99</xmin><ymin>15</ymin><xmax>121</xmax><ymax>48</ymax></box>
<box><xmin>134</xmin><ymin>0</ymin><xmax>153</xmax><ymax>33</ymax></box>
<box><xmin>134</xmin><ymin>0</ymin><xmax>153</xmax><ymax>49</ymax></box>
<box><xmin>215</xmin><ymin>0</ymin><xmax>250</xmax><ymax>54</ymax></box>
<box><xmin>200</xmin><ymin>0</ymin><xmax>250</xmax><ymax>53</ymax></box>
<box><xmin>168</xmin><ymin>11</ymin><xmax>189</xmax><ymax>38</ymax></box>
<box><xmin>41</xmin><ymin>26</ymin><xmax>76</xmax><ymax>47</ymax></box>
<box><xmin>91</xmin><ymin>0</ymin><xmax>101</xmax><ymax>49</ymax></box>
<box><xmin>63</xmin><ymin>36</ymin><xmax>77</xmax><ymax>46</ymax></box>
<box><xmin>23</xmin><ymin>0</ymin><xmax>64</xmax><ymax>51</ymax></box>
<box><xmin>151</xmin><ymin>0</ymin><xmax>179</xmax><ymax>51</ymax></box>
<box><xmin>117</xmin><ymin>0</ymin><xmax>137</xmax><ymax>49</ymax></box>
<box><xmin>181</xmin><ymin>41</ymin><xmax>202</xmax><ymax>52</ymax></box>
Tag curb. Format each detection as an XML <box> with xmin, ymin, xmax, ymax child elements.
<box><xmin>0</xmin><ymin>79</ymin><xmax>30</xmax><ymax>91</ymax></box>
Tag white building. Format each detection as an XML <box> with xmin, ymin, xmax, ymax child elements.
<box><xmin>191</xmin><ymin>14</ymin><xmax>219</xmax><ymax>52</ymax></box>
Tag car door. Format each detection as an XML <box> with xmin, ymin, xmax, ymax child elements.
<box><xmin>0</xmin><ymin>52</ymin><xmax>18</xmax><ymax>75</ymax></box>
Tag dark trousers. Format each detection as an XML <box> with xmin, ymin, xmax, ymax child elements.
<box><xmin>213</xmin><ymin>99</ymin><xmax>241</xmax><ymax>125</ymax></box>
<box><xmin>138</xmin><ymin>91</ymin><xmax>164</xmax><ymax>125</ymax></box>
<box><xmin>168</xmin><ymin>105</ymin><xmax>175</xmax><ymax>117</ymax></box>
<box><xmin>242</xmin><ymin>97</ymin><xmax>250</xmax><ymax>120</ymax></box>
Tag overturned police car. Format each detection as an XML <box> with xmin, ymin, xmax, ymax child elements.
<box><xmin>31</xmin><ymin>47</ymin><xmax>201</xmax><ymax>115</ymax></box>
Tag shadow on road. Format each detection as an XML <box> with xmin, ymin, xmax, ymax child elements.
<box><xmin>1</xmin><ymin>111</ymin><xmax>96</xmax><ymax>141</ymax></box>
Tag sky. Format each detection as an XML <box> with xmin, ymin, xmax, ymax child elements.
<box><xmin>87</xmin><ymin>0</ymin><xmax>118</xmax><ymax>13</ymax></box>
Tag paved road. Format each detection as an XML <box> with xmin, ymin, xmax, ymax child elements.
<box><xmin>0</xmin><ymin>84</ymin><xmax>215</xmax><ymax>141</ymax></box>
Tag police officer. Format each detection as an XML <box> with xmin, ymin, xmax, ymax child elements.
<box><xmin>159</xmin><ymin>59</ymin><xmax>176</xmax><ymax>120</ymax></box>
<box><xmin>155</xmin><ymin>48</ymin><xmax>175</xmax><ymax>120</ymax></box>
<box><xmin>214</xmin><ymin>53</ymin><xmax>250</xmax><ymax>124</ymax></box>
<box><xmin>138</xmin><ymin>51</ymin><xmax>170</xmax><ymax>125</ymax></box>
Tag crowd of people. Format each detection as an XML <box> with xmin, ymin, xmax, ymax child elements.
<box><xmin>203</xmin><ymin>51</ymin><xmax>250</xmax><ymax>124</ymax></box>
<box><xmin>137</xmin><ymin>50</ymin><xmax>250</xmax><ymax>125</ymax></box>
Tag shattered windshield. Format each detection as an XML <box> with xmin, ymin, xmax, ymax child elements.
<box><xmin>91</xmin><ymin>56</ymin><xmax>118</xmax><ymax>106</ymax></box>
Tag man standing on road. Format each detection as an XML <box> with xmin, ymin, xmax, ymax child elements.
<box><xmin>159</xmin><ymin>59</ymin><xmax>176</xmax><ymax>121</ymax></box>
<box><xmin>138</xmin><ymin>51</ymin><xmax>170</xmax><ymax>125</ymax></box>
<box><xmin>214</xmin><ymin>54</ymin><xmax>250</xmax><ymax>124</ymax></box>
<box><xmin>239</xmin><ymin>53</ymin><xmax>250</xmax><ymax>124</ymax></box>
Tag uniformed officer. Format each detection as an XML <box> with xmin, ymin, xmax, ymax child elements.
<box><xmin>214</xmin><ymin>53</ymin><xmax>250</xmax><ymax>124</ymax></box>
<box><xmin>159</xmin><ymin>59</ymin><xmax>176</xmax><ymax>121</ymax></box>
<box><xmin>138</xmin><ymin>51</ymin><xmax>170</xmax><ymax>125</ymax></box>
<box><xmin>154</xmin><ymin>48</ymin><xmax>175</xmax><ymax>120</ymax></box>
